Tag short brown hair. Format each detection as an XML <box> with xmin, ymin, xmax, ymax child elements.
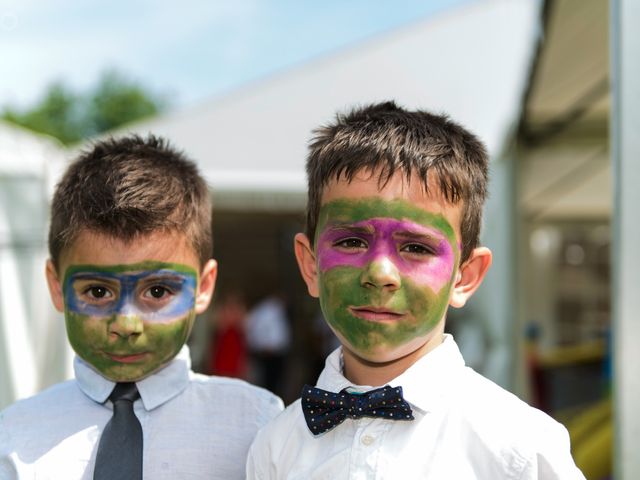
<box><xmin>305</xmin><ymin>101</ymin><xmax>488</xmax><ymax>263</ymax></box>
<box><xmin>49</xmin><ymin>134</ymin><xmax>212</xmax><ymax>270</ymax></box>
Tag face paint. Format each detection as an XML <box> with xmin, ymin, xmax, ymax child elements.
<box><xmin>62</xmin><ymin>261</ymin><xmax>198</xmax><ymax>381</ymax></box>
<box><xmin>315</xmin><ymin>198</ymin><xmax>459</xmax><ymax>357</ymax></box>
<box><xmin>318</xmin><ymin>218</ymin><xmax>455</xmax><ymax>293</ymax></box>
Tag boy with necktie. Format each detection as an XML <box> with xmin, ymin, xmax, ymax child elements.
<box><xmin>0</xmin><ymin>135</ymin><xmax>283</xmax><ymax>479</ymax></box>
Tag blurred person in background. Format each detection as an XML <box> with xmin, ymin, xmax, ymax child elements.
<box><xmin>246</xmin><ymin>292</ymin><xmax>291</xmax><ymax>398</ymax></box>
<box><xmin>207</xmin><ymin>290</ymin><xmax>248</xmax><ymax>379</ymax></box>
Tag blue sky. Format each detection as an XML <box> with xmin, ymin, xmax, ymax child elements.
<box><xmin>0</xmin><ymin>0</ymin><xmax>470</xmax><ymax>110</ymax></box>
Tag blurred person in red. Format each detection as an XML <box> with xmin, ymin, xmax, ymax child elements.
<box><xmin>207</xmin><ymin>291</ymin><xmax>248</xmax><ymax>379</ymax></box>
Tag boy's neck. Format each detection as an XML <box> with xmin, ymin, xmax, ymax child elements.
<box><xmin>341</xmin><ymin>331</ymin><xmax>446</xmax><ymax>387</ymax></box>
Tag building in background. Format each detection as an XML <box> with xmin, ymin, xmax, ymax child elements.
<box><xmin>481</xmin><ymin>1</ymin><xmax>613</xmax><ymax>477</ymax></box>
<box><xmin>0</xmin><ymin>122</ymin><xmax>71</xmax><ymax>408</ymax></box>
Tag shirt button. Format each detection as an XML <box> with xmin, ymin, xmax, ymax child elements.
<box><xmin>361</xmin><ymin>435</ymin><xmax>375</xmax><ymax>446</ymax></box>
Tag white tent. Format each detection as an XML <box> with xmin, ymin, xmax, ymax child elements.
<box><xmin>118</xmin><ymin>0</ymin><xmax>539</xmax><ymax>212</ymax></box>
<box><xmin>0</xmin><ymin>122</ymin><xmax>71</xmax><ymax>409</ymax></box>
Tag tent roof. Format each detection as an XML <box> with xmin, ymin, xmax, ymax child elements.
<box><xmin>518</xmin><ymin>0</ymin><xmax>610</xmax><ymax>221</ymax></box>
<box><xmin>0</xmin><ymin>121</ymin><xmax>65</xmax><ymax>179</ymax></box>
<box><xmin>521</xmin><ymin>0</ymin><xmax>608</xmax><ymax>143</ymax></box>
<box><xmin>110</xmin><ymin>0</ymin><xmax>539</xmax><ymax>210</ymax></box>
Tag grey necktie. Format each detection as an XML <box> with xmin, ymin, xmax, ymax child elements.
<box><xmin>93</xmin><ymin>382</ymin><xmax>143</xmax><ymax>480</ymax></box>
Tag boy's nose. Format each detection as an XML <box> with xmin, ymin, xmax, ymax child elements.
<box><xmin>361</xmin><ymin>256</ymin><xmax>401</xmax><ymax>291</ymax></box>
<box><xmin>109</xmin><ymin>312</ymin><xmax>144</xmax><ymax>338</ymax></box>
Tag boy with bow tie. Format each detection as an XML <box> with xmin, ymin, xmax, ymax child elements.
<box><xmin>246</xmin><ymin>102</ymin><xmax>584</xmax><ymax>479</ymax></box>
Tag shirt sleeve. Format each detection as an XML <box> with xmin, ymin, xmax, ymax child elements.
<box><xmin>261</xmin><ymin>394</ymin><xmax>285</xmax><ymax>425</ymax></box>
<box><xmin>246</xmin><ymin>428</ymin><xmax>269</xmax><ymax>480</ymax></box>
<box><xmin>0</xmin><ymin>459</ymin><xmax>18</xmax><ymax>480</ymax></box>
<box><xmin>519</xmin><ymin>418</ymin><xmax>586</xmax><ymax>480</ymax></box>
<box><xmin>245</xmin><ymin>388</ymin><xmax>286</xmax><ymax>480</ymax></box>
<box><xmin>0</xmin><ymin>412</ymin><xmax>19</xmax><ymax>480</ymax></box>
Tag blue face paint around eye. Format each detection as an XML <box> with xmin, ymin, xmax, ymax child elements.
<box><xmin>64</xmin><ymin>268</ymin><xmax>197</xmax><ymax>322</ymax></box>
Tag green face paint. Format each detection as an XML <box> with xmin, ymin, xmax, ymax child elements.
<box><xmin>62</xmin><ymin>261</ymin><xmax>198</xmax><ymax>381</ymax></box>
<box><xmin>319</xmin><ymin>268</ymin><xmax>450</xmax><ymax>352</ymax></box>
<box><xmin>315</xmin><ymin>197</ymin><xmax>459</xmax><ymax>358</ymax></box>
<box><xmin>65</xmin><ymin>310</ymin><xmax>194</xmax><ymax>381</ymax></box>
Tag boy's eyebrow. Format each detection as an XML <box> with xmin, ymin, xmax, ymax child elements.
<box><xmin>136</xmin><ymin>269</ymin><xmax>189</xmax><ymax>276</ymax></box>
<box><xmin>137</xmin><ymin>272</ymin><xmax>188</xmax><ymax>283</ymax></box>
<box><xmin>323</xmin><ymin>222</ymin><xmax>448</xmax><ymax>241</ymax></box>
<box><xmin>392</xmin><ymin>226</ymin><xmax>446</xmax><ymax>241</ymax></box>
<box><xmin>67</xmin><ymin>274</ymin><xmax>121</xmax><ymax>289</ymax></box>
<box><xmin>324</xmin><ymin>223</ymin><xmax>375</xmax><ymax>234</ymax></box>
<box><xmin>69</xmin><ymin>272</ymin><xmax>121</xmax><ymax>281</ymax></box>
<box><xmin>64</xmin><ymin>261</ymin><xmax>197</xmax><ymax>276</ymax></box>
<box><xmin>70</xmin><ymin>270</ymin><xmax>191</xmax><ymax>283</ymax></box>
<box><xmin>393</xmin><ymin>230</ymin><xmax>441</xmax><ymax>242</ymax></box>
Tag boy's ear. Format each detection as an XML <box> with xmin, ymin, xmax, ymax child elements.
<box><xmin>294</xmin><ymin>233</ymin><xmax>319</xmax><ymax>298</ymax></box>
<box><xmin>195</xmin><ymin>259</ymin><xmax>218</xmax><ymax>314</ymax></box>
<box><xmin>449</xmin><ymin>247</ymin><xmax>492</xmax><ymax>308</ymax></box>
<box><xmin>45</xmin><ymin>259</ymin><xmax>65</xmax><ymax>313</ymax></box>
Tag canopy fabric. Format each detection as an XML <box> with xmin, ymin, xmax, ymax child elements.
<box><xmin>519</xmin><ymin>0</ymin><xmax>610</xmax><ymax>220</ymax></box>
<box><xmin>115</xmin><ymin>0</ymin><xmax>539</xmax><ymax>211</ymax></box>
<box><xmin>0</xmin><ymin>122</ymin><xmax>71</xmax><ymax>409</ymax></box>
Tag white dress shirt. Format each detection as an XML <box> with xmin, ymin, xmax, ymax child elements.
<box><xmin>247</xmin><ymin>335</ymin><xmax>585</xmax><ymax>480</ymax></box>
<box><xmin>0</xmin><ymin>346</ymin><xmax>283</xmax><ymax>479</ymax></box>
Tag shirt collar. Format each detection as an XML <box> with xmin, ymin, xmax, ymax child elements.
<box><xmin>315</xmin><ymin>334</ymin><xmax>466</xmax><ymax>414</ymax></box>
<box><xmin>74</xmin><ymin>345</ymin><xmax>192</xmax><ymax>411</ymax></box>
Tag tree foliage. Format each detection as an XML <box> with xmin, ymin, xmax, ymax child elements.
<box><xmin>2</xmin><ymin>70</ymin><xmax>167</xmax><ymax>145</ymax></box>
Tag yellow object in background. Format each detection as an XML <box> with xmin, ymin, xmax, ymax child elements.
<box><xmin>563</xmin><ymin>399</ymin><xmax>612</xmax><ymax>480</ymax></box>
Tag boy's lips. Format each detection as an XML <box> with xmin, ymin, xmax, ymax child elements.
<box><xmin>106</xmin><ymin>352</ymin><xmax>150</xmax><ymax>363</ymax></box>
<box><xmin>349</xmin><ymin>306</ymin><xmax>405</xmax><ymax>322</ymax></box>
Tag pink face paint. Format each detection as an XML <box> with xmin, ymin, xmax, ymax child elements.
<box><xmin>317</xmin><ymin>218</ymin><xmax>455</xmax><ymax>294</ymax></box>
<box><xmin>312</xmin><ymin>197</ymin><xmax>461</xmax><ymax>357</ymax></box>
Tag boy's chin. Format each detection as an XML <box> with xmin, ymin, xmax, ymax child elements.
<box><xmin>346</xmin><ymin>346</ymin><xmax>416</xmax><ymax>365</ymax></box>
<box><xmin>82</xmin><ymin>353</ymin><xmax>176</xmax><ymax>383</ymax></box>
<box><xmin>102</xmin><ymin>368</ymin><xmax>160</xmax><ymax>383</ymax></box>
<box><xmin>341</xmin><ymin>334</ymin><xmax>444</xmax><ymax>366</ymax></box>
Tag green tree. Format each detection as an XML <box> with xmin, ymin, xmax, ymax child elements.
<box><xmin>86</xmin><ymin>70</ymin><xmax>166</xmax><ymax>136</ymax></box>
<box><xmin>2</xmin><ymin>83</ymin><xmax>83</xmax><ymax>144</ymax></box>
<box><xmin>2</xmin><ymin>70</ymin><xmax>167</xmax><ymax>145</ymax></box>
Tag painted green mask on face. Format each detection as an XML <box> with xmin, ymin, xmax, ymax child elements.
<box><xmin>314</xmin><ymin>198</ymin><xmax>459</xmax><ymax>357</ymax></box>
<box><xmin>63</xmin><ymin>261</ymin><xmax>198</xmax><ymax>381</ymax></box>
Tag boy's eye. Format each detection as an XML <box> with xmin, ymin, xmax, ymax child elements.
<box><xmin>144</xmin><ymin>285</ymin><xmax>173</xmax><ymax>299</ymax></box>
<box><xmin>85</xmin><ymin>286</ymin><xmax>112</xmax><ymax>299</ymax></box>
<box><xmin>334</xmin><ymin>238</ymin><xmax>368</xmax><ymax>250</ymax></box>
<box><xmin>400</xmin><ymin>243</ymin><xmax>434</xmax><ymax>256</ymax></box>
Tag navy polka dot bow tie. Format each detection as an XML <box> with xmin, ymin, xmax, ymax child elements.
<box><xmin>301</xmin><ymin>384</ymin><xmax>414</xmax><ymax>435</ymax></box>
